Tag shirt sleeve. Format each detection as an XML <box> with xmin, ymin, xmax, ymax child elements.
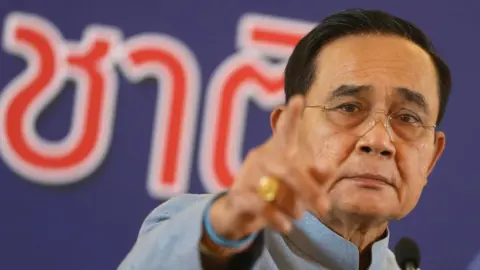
<box><xmin>468</xmin><ymin>250</ymin><xmax>480</xmax><ymax>270</ymax></box>
<box><xmin>117</xmin><ymin>194</ymin><xmax>265</xmax><ymax>270</ymax></box>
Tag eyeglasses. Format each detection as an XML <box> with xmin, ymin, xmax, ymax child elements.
<box><xmin>304</xmin><ymin>103</ymin><xmax>436</xmax><ymax>143</ymax></box>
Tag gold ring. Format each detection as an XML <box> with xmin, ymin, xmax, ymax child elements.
<box><xmin>257</xmin><ymin>176</ymin><xmax>279</xmax><ymax>202</ymax></box>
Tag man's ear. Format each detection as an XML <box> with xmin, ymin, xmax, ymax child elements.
<box><xmin>270</xmin><ymin>105</ymin><xmax>287</xmax><ymax>134</ymax></box>
<box><xmin>427</xmin><ymin>131</ymin><xmax>446</xmax><ymax>176</ymax></box>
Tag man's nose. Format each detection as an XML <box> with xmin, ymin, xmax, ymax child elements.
<box><xmin>356</xmin><ymin>114</ymin><xmax>396</xmax><ymax>157</ymax></box>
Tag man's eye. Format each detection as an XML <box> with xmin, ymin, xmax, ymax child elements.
<box><xmin>336</xmin><ymin>103</ymin><xmax>361</xmax><ymax>113</ymax></box>
<box><xmin>397</xmin><ymin>114</ymin><xmax>421</xmax><ymax>124</ymax></box>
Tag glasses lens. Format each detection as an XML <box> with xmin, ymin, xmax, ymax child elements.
<box><xmin>324</xmin><ymin>108</ymin><xmax>369</xmax><ymax>132</ymax></box>
<box><xmin>324</xmin><ymin>108</ymin><xmax>429</xmax><ymax>142</ymax></box>
<box><xmin>389</xmin><ymin>118</ymin><xmax>424</xmax><ymax>141</ymax></box>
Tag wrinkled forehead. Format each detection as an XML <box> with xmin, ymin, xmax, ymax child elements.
<box><xmin>307</xmin><ymin>34</ymin><xmax>440</xmax><ymax>114</ymax></box>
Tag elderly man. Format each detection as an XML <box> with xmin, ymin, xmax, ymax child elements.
<box><xmin>119</xmin><ymin>8</ymin><xmax>451</xmax><ymax>270</ymax></box>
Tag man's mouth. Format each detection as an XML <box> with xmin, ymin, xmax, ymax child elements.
<box><xmin>342</xmin><ymin>173</ymin><xmax>393</xmax><ymax>188</ymax></box>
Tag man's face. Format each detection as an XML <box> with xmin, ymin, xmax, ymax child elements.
<box><xmin>275</xmin><ymin>35</ymin><xmax>446</xmax><ymax>221</ymax></box>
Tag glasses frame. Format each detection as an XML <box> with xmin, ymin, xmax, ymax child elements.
<box><xmin>303</xmin><ymin>104</ymin><xmax>437</xmax><ymax>142</ymax></box>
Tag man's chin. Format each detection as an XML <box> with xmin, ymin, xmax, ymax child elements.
<box><xmin>343</xmin><ymin>205</ymin><xmax>392</xmax><ymax>220</ymax></box>
<box><xmin>331</xmin><ymin>197</ymin><xmax>400</xmax><ymax>221</ymax></box>
<box><xmin>327</xmin><ymin>183</ymin><xmax>402</xmax><ymax>220</ymax></box>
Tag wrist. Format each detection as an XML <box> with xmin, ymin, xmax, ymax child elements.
<box><xmin>201</xmin><ymin>192</ymin><xmax>258</xmax><ymax>253</ymax></box>
<box><xmin>209</xmin><ymin>195</ymin><xmax>242</xmax><ymax>240</ymax></box>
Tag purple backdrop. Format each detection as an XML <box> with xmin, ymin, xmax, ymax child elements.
<box><xmin>1</xmin><ymin>1</ymin><xmax>479</xmax><ymax>269</ymax></box>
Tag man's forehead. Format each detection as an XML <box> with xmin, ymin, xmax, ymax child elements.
<box><xmin>308</xmin><ymin>34</ymin><xmax>439</xmax><ymax>108</ymax></box>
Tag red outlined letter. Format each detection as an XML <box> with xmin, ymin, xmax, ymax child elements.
<box><xmin>237</xmin><ymin>13</ymin><xmax>314</xmax><ymax>59</ymax></box>
<box><xmin>199</xmin><ymin>54</ymin><xmax>285</xmax><ymax>191</ymax></box>
<box><xmin>0</xmin><ymin>12</ymin><xmax>121</xmax><ymax>185</ymax></box>
<box><xmin>119</xmin><ymin>34</ymin><xmax>201</xmax><ymax>199</ymax></box>
<box><xmin>199</xmin><ymin>13</ymin><xmax>313</xmax><ymax>192</ymax></box>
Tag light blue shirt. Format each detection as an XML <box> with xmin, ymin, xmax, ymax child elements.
<box><xmin>469</xmin><ymin>251</ymin><xmax>480</xmax><ymax>270</ymax></box>
<box><xmin>119</xmin><ymin>194</ymin><xmax>400</xmax><ymax>270</ymax></box>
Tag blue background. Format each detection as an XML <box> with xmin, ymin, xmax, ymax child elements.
<box><xmin>1</xmin><ymin>1</ymin><xmax>479</xmax><ymax>269</ymax></box>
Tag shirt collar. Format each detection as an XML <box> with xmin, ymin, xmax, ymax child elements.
<box><xmin>283</xmin><ymin>211</ymin><xmax>390</xmax><ymax>269</ymax></box>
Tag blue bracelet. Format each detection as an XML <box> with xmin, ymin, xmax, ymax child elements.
<box><xmin>203</xmin><ymin>192</ymin><xmax>259</xmax><ymax>248</ymax></box>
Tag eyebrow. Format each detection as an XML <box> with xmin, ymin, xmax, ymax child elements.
<box><xmin>396</xmin><ymin>87</ymin><xmax>429</xmax><ymax>113</ymax></box>
<box><xmin>327</xmin><ymin>84</ymin><xmax>429</xmax><ymax>113</ymax></box>
<box><xmin>327</xmin><ymin>84</ymin><xmax>372</xmax><ymax>101</ymax></box>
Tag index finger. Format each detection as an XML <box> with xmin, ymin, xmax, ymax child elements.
<box><xmin>276</xmin><ymin>95</ymin><xmax>305</xmax><ymax>150</ymax></box>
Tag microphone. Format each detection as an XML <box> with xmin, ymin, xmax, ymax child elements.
<box><xmin>394</xmin><ymin>237</ymin><xmax>421</xmax><ymax>270</ymax></box>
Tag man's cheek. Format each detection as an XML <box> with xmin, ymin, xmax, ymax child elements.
<box><xmin>314</xmin><ymin>135</ymin><xmax>353</xmax><ymax>168</ymax></box>
<box><xmin>403</xmin><ymin>150</ymin><xmax>429</xmax><ymax>182</ymax></box>
<box><xmin>413</xmin><ymin>143</ymin><xmax>435</xmax><ymax>174</ymax></box>
<box><xmin>415</xmin><ymin>148</ymin><xmax>434</xmax><ymax>179</ymax></box>
<box><xmin>302</xmin><ymin>128</ymin><xmax>331</xmax><ymax>156</ymax></box>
